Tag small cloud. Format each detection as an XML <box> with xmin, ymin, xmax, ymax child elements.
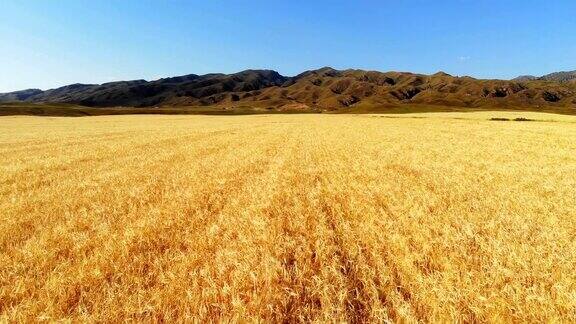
<box><xmin>457</xmin><ymin>56</ymin><xmax>471</xmax><ymax>62</ymax></box>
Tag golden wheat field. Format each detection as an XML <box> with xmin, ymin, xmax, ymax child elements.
<box><xmin>1</xmin><ymin>111</ymin><xmax>575</xmax><ymax>322</ymax></box>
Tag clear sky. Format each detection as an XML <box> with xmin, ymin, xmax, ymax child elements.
<box><xmin>1</xmin><ymin>0</ymin><xmax>575</xmax><ymax>92</ymax></box>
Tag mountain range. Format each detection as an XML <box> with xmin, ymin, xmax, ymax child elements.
<box><xmin>2</xmin><ymin>68</ymin><xmax>576</xmax><ymax>114</ymax></box>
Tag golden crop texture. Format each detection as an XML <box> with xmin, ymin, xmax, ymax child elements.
<box><xmin>1</xmin><ymin>112</ymin><xmax>575</xmax><ymax>322</ymax></box>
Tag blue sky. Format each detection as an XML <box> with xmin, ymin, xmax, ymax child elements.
<box><xmin>1</xmin><ymin>0</ymin><xmax>575</xmax><ymax>92</ymax></box>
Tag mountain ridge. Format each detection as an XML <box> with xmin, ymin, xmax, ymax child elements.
<box><xmin>2</xmin><ymin>67</ymin><xmax>576</xmax><ymax>114</ymax></box>
<box><xmin>513</xmin><ymin>70</ymin><xmax>576</xmax><ymax>83</ymax></box>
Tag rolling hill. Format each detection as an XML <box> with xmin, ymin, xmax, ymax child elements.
<box><xmin>2</xmin><ymin>67</ymin><xmax>576</xmax><ymax>115</ymax></box>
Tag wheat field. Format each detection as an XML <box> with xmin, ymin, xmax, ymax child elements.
<box><xmin>1</xmin><ymin>112</ymin><xmax>575</xmax><ymax>322</ymax></box>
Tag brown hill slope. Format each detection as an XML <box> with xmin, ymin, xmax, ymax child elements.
<box><xmin>1</xmin><ymin>68</ymin><xmax>576</xmax><ymax>114</ymax></box>
<box><xmin>197</xmin><ymin>68</ymin><xmax>576</xmax><ymax>113</ymax></box>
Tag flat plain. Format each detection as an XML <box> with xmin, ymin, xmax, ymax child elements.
<box><xmin>1</xmin><ymin>112</ymin><xmax>575</xmax><ymax>322</ymax></box>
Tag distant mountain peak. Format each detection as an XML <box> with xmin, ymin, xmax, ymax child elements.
<box><xmin>540</xmin><ymin>70</ymin><xmax>576</xmax><ymax>82</ymax></box>
<box><xmin>0</xmin><ymin>88</ymin><xmax>43</xmax><ymax>101</ymax></box>
<box><xmin>432</xmin><ymin>71</ymin><xmax>452</xmax><ymax>77</ymax></box>
<box><xmin>513</xmin><ymin>75</ymin><xmax>537</xmax><ymax>82</ymax></box>
<box><xmin>513</xmin><ymin>70</ymin><xmax>576</xmax><ymax>82</ymax></box>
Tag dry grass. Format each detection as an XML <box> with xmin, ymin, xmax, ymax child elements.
<box><xmin>1</xmin><ymin>112</ymin><xmax>575</xmax><ymax>322</ymax></box>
